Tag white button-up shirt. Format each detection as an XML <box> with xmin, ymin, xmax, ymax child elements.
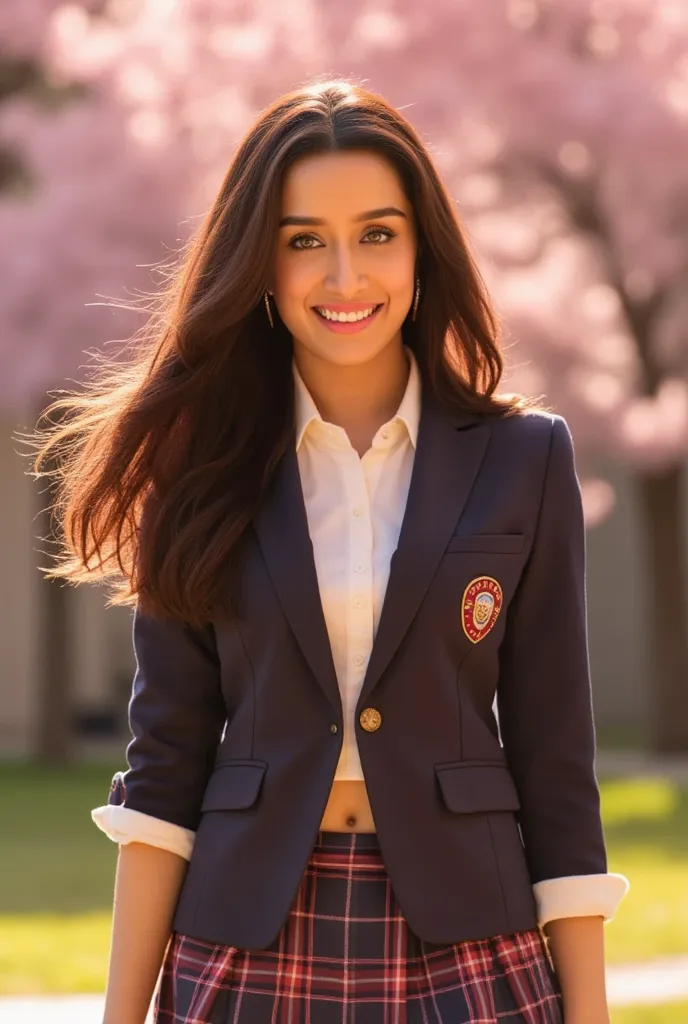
<box><xmin>293</xmin><ymin>347</ymin><xmax>420</xmax><ymax>780</ymax></box>
<box><xmin>92</xmin><ymin>346</ymin><xmax>628</xmax><ymax>927</ymax></box>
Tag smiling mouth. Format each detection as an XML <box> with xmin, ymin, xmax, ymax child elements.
<box><xmin>313</xmin><ymin>304</ymin><xmax>383</xmax><ymax>323</ymax></box>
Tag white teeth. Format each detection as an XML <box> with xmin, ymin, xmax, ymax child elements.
<box><xmin>316</xmin><ymin>306</ymin><xmax>378</xmax><ymax>322</ymax></box>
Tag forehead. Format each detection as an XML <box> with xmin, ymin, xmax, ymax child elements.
<box><xmin>280</xmin><ymin>150</ymin><xmax>409</xmax><ymax>214</ymax></box>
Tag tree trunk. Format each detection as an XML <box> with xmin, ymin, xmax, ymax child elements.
<box><xmin>637</xmin><ymin>465</ymin><xmax>688</xmax><ymax>752</ymax></box>
<box><xmin>35</xmin><ymin>571</ymin><xmax>72</xmax><ymax>764</ymax></box>
<box><xmin>33</xmin><ymin>442</ymin><xmax>73</xmax><ymax>764</ymax></box>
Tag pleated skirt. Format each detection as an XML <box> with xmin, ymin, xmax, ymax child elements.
<box><xmin>155</xmin><ymin>830</ymin><xmax>563</xmax><ymax>1024</ymax></box>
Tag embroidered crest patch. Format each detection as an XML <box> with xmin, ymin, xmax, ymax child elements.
<box><xmin>461</xmin><ymin>576</ymin><xmax>503</xmax><ymax>643</ymax></box>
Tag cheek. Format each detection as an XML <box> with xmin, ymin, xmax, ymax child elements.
<box><xmin>273</xmin><ymin>254</ymin><xmax>318</xmax><ymax>304</ymax></box>
<box><xmin>376</xmin><ymin>245</ymin><xmax>416</xmax><ymax>293</ymax></box>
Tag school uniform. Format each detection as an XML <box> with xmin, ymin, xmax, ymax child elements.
<box><xmin>93</xmin><ymin>348</ymin><xmax>628</xmax><ymax>1022</ymax></box>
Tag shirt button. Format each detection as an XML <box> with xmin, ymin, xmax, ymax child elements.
<box><xmin>353</xmin><ymin>507</ymin><xmax>363</xmax><ymax>517</ymax></box>
<box><xmin>353</xmin><ymin>654</ymin><xmax>366</xmax><ymax>667</ymax></box>
<box><xmin>330</xmin><ymin>723</ymin><xmax>338</xmax><ymax>734</ymax></box>
<box><xmin>353</xmin><ymin>564</ymin><xmax>363</xmax><ymax>573</ymax></box>
<box><xmin>381</xmin><ymin>429</ymin><xmax>389</xmax><ymax>439</ymax></box>
<box><xmin>353</xmin><ymin>597</ymin><xmax>363</xmax><ymax>608</ymax></box>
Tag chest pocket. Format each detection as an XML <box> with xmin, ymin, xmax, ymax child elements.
<box><xmin>436</xmin><ymin>534</ymin><xmax>526</xmax><ymax>646</ymax></box>
<box><xmin>445</xmin><ymin>533</ymin><xmax>524</xmax><ymax>555</ymax></box>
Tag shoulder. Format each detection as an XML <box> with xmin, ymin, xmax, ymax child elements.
<box><xmin>476</xmin><ymin>410</ymin><xmax>578</xmax><ymax>504</ymax></box>
<box><xmin>484</xmin><ymin>408</ymin><xmax>573</xmax><ymax>461</ymax></box>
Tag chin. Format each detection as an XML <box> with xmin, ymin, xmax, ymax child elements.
<box><xmin>295</xmin><ymin>327</ymin><xmax>403</xmax><ymax>369</ymax></box>
<box><xmin>319</xmin><ymin>339</ymin><xmax>393</xmax><ymax>368</ymax></box>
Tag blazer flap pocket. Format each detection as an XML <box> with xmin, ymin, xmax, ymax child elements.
<box><xmin>201</xmin><ymin>760</ymin><xmax>268</xmax><ymax>812</ymax></box>
<box><xmin>435</xmin><ymin>762</ymin><xmax>520</xmax><ymax>813</ymax></box>
<box><xmin>446</xmin><ymin>533</ymin><xmax>524</xmax><ymax>554</ymax></box>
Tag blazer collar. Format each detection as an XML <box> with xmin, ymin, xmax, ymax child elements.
<box><xmin>253</xmin><ymin>382</ymin><xmax>489</xmax><ymax>713</ymax></box>
<box><xmin>356</xmin><ymin>390</ymin><xmax>488</xmax><ymax>707</ymax></box>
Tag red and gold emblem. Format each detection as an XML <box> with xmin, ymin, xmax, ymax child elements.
<box><xmin>461</xmin><ymin>576</ymin><xmax>503</xmax><ymax>643</ymax></box>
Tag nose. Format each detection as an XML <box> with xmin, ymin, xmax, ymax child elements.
<box><xmin>325</xmin><ymin>243</ymin><xmax>365</xmax><ymax>297</ymax></box>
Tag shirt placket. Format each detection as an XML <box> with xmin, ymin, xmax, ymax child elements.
<box><xmin>340</xmin><ymin>447</ymin><xmax>375</xmax><ymax>778</ymax></box>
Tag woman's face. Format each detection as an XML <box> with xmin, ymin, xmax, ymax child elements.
<box><xmin>271</xmin><ymin>149</ymin><xmax>418</xmax><ymax>368</ymax></box>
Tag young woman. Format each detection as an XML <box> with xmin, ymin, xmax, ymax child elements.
<box><xmin>36</xmin><ymin>79</ymin><xmax>628</xmax><ymax>1023</ymax></box>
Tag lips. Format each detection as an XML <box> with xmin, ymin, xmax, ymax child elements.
<box><xmin>311</xmin><ymin>303</ymin><xmax>384</xmax><ymax>334</ymax></box>
<box><xmin>313</xmin><ymin>302</ymin><xmax>384</xmax><ymax>312</ymax></box>
<box><xmin>313</xmin><ymin>304</ymin><xmax>383</xmax><ymax>323</ymax></box>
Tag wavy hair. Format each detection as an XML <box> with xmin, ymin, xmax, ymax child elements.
<box><xmin>31</xmin><ymin>78</ymin><xmax>529</xmax><ymax>626</ymax></box>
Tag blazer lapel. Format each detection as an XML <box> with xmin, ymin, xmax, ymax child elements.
<box><xmin>357</xmin><ymin>395</ymin><xmax>490</xmax><ymax>709</ymax></box>
<box><xmin>253</xmin><ymin>442</ymin><xmax>342</xmax><ymax>714</ymax></box>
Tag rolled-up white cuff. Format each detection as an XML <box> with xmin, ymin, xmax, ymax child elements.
<box><xmin>91</xmin><ymin>804</ymin><xmax>195</xmax><ymax>861</ymax></box>
<box><xmin>533</xmin><ymin>872</ymin><xmax>629</xmax><ymax>927</ymax></box>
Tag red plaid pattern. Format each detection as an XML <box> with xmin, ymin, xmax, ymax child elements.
<box><xmin>155</xmin><ymin>831</ymin><xmax>562</xmax><ymax>1023</ymax></box>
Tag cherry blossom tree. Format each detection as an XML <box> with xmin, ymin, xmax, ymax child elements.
<box><xmin>2</xmin><ymin>0</ymin><xmax>687</xmax><ymax>750</ymax></box>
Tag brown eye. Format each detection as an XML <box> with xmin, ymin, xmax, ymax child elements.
<box><xmin>365</xmin><ymin>227</ymin><xmax>395</xmax><ymax>244</ymax></box>
<box><xmin>289</xmin><ymin>233</ymin><xmax>322</xmax><ymax>250</ymax></box>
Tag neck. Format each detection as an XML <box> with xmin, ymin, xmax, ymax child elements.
<box><xmin>294</xmin><ymin>339</ymin><xmax>410</xmax><ymax>456</ymax></box>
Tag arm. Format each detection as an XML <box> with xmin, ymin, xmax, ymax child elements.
<box><xmin>496</xmin><ymin>416</ymin><xmax>628</xmax><ymax>1019</ymax></box>
<box><xmin>96</xmin><ymin>605</ymin><xmax>226</xmax><ymax>1023</ymax></box>
<box><xmin>544</xmin><ymin>917</ymin><xmax>609</xmax><ymax>1024</ymax></box>
<box><xmin>103</xmin><ymin>844</ymin><xmax>188</xmax><ymax>1024</ymax></box>
<box><xmin>115</xmin><ymin>606</ymin><xmax>226</xmax><ymax>827</ymax></box>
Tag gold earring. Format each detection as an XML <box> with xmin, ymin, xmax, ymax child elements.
<box><xmin>264</xmin><ymin>291</ymin><xmax>274</xmax><ymax>329</ymax></box>
<box><xmin>411</xmin><ymin>277</ymin><xmax>421</xmax><ymax>322</ymax></box>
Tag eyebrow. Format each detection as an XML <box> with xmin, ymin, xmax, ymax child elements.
<box><xmin>278</xmin><ymin>206</ymin><xmax>408</xmax><ymax>228</ymax></box>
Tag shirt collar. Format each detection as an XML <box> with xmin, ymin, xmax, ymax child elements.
<box><xmin>293</xmin><ymin>346</ymin><xmax>421</xmax><ymax>451</ymax></box>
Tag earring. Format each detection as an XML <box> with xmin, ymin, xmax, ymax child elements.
<box><xmin>411</xmin><ymin>277</ymin><xmax>421</xmax><ymax>322</ymax></box>
<box><xmin>264</xmin><ymin>290</ymin><xmax>274</xmax><ymax>329</ymax></box>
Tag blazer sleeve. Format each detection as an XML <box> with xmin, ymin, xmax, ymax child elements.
<box><xmin>96</xmin><ymin>604</ymin><xmax>227</xmax><ymax>834</ymax></box>
<box><xmin>496</xmin><ymin>416</ymin><xmax>624</xmax><ymax>903</ymax></box>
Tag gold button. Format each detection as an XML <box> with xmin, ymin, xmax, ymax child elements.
<box><xmin>359</xmin><ymin>707</ymin><xmax>382</xmax><ymax>732</ymax></box>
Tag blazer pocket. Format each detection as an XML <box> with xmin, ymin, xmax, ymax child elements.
<box><xmin>201</xmin><ymin>759</ymin><xmax>268</xmax><ymax>812</ymax></box>
<box><xmin>434</xmin><ymin>761</ymin><xmax>521</xmax><ymax>813</ymax></box>
<box><xmin>445</xmin><ymin>533</ymin><xmax>525</xmax><ymax>554</ymax></box>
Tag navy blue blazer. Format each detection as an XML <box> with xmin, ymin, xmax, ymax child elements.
<box><xmin>107</xmin><ymin>391</ymin><xmax>607</xmax><ymax>949</ymax></box>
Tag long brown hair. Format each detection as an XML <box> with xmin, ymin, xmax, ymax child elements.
<box><xmin>31</xmin><ymin>77</ymin><xmax>528</xmax><ymax>627</ymax></box>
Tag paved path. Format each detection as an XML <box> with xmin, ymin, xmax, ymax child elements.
<box><xmin>1</xmin><ymin>956</ymin><xmax>687</xmax><ymax>1020</ymax></box>
<box><xmin>0</xmin><ymin>995</ymin><xmax>155</xmax><ymax>1022</ymax></box>
<box><xmin>606</xmin><ymin>955</ymin><xmax>688</xmax><ymax>1007</ymax></box>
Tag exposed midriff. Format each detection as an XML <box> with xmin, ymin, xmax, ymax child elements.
<box><xmin>319</xmin><ymin>779</ymin><xmax>376</xmax><ymax>832</ymax></box>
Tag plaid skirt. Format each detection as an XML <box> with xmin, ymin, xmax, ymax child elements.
<box><xmin>155</xmin><ymin>831</ymin><xmax>563</xmax><ymax>1024</ymax></box>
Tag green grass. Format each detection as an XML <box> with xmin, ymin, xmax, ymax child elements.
<box><xmin>601</xmin><ymin>777</ymin><xmax>688</xmax><ymax>965</ymax></box>
<box><xmin>0</xmin><ymin>762</ymin><xmax>118</xmax><ymax>914</ymax></box>
<box><xmin>0</xmin><ymin>762</ymin><xmax>117</xmax><ymax>994</ymax></box>
<box><xmin>612</xmin><ymin>1004</ymin><xmax>688</xmax><ymax>1024</ymax></box>
<box><xmin>0</xmin><ymin>763</ymin><xmax>686</xmax><ymax>994</ymax></box>
<box><xmin>0</xmin><ymin>913</ymin><xmax>112</xmax><ymax>994</ymax></box>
